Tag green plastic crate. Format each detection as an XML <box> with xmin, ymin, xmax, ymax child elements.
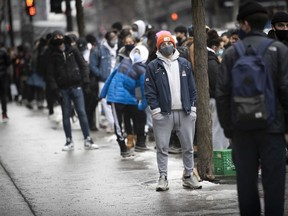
<box><xmin>213</xmin><ymin>149</ymin><xmax>236</xmax><ymax>176</ymax></box>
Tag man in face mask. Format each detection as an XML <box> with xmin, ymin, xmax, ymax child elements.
<box><xmin>46</xmin><ymin>30</ymin><xmax>99</xmax><ymax>151</ymax></box>
<box><xmin>144</xmin><ymin>31</ymin><xmax>201</xmax><ymax>192</ymax></box>
<box><xmin>174</xmin><ymin>26</ymin><xmax>188</xmax><ymax>47</ymax></box>
<box><xmin>269</xmin><ymin>11</ymin><xmax>288</xmax><ymax>46</ymax></box>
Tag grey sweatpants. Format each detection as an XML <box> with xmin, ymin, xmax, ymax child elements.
<box><xmin>153</xmin><ymin>110</ymin><xmax>196</xmax><ymax>177</ymax></box>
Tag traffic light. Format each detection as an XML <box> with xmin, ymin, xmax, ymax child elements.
<box><xmin>170</xmin><ymin>12</ymin><xmax>179</xmax><ymax>21</ymax></box>
<box><xmin>25</xmin><ymin>0</ymin><xmax>36</xmax><ymax>16</ymax></box>
<box><xmin>50</xmin><ymin>0</ymin><xmax>63</xmax><ymax>14</ymax></box>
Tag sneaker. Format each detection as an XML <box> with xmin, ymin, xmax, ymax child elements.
<box><xmin>156</xmin><ymin>175</ymin><xmax>169</xmax><ymax>192</ymax></box>
<box><xmin>121</xmin><ymin>149</ymin><xmax>135</xmax><ymax>158</ymax></box>
<box><xmin>2</xmin><ymin>113</ymin><xmax>9</xmax><ymax>123</ymax></box>
<box><xmin>182</xmin><ymin>174</ymin><xmax>202</xmax><ymax>189</ymax></box>
<box><xmin>84</xmin><ymin>137</ymin><xmax>99</xmax><ymax>150</ymax></box>
<box><xmin>168</xmin><ymin>146</ymin><xmax>182</xmax><ymax>154</ymax></box>
<box><xmin>62</xmin><ymin>139</ymin><xmax>74</xmax><ymax>151</ymax></box>
<box><xmin>134</xmin><ymin>145</ymin><xmax>149</xmax><ymax>152</ymax></box>
<box><xmin>106</xmin><ymin>126</ymin><xmax>114</xmax><ymax>134</ymax></box>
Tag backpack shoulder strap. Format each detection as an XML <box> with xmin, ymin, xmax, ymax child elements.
<box><xmin>233</xmin><ymin>41</ymin><xmax>246</xmax><ymax>57</ymax></box>
<box><xmin>257</xmin><ymin>38</ymin><xmax>274</xmax><ymax>56</ymax></box>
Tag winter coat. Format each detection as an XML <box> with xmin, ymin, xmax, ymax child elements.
<box><xmin>89</xmin><ymin>45</ymin><xmax>112</xmax><ymax>82</ymax></box>
<box><xmin>46</xmin><ymin>44</ymin><xmax>89</xmax><ymax>90</ymax></box>
<box><xmin>208</xmin><ymin>50</ymin><xmax>220</xmax><ymax>99</ymax></box>
<box><xmin>215</xmin><ymin>31</ymin><xmax>288</xmax><ymax>138</ymax></box>
<box><xmin>100</xmin><ymin>58</ymin><xmax>147</xmax><ymax>110</ymax></box>
<box><xmin>0</xmin><ymin>48</ymin><xmax>11</xmax><ymax>77</ymax></box>
<box><xmin>145</xmin><ymin>56</ymin><xmax>197</xmax><ymax>115</ymax></box>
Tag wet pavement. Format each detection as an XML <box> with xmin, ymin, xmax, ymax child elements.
<box><xmin>0</xmin><ymin>103</ymin><xmax>287</xmax><ymax>216</ymax></box>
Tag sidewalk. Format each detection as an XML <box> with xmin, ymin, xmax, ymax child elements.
<box><xmin>0</xmin><ymin>102</ymin><xmax>287</xmax><ymax>216</ymax></box>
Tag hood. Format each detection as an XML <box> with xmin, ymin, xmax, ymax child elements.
<box><xmin>129</xmin><ymin>44</ymin><xmax>149</xmax><ymax>64</ymax></box>
<box><xmin>133</xmin><ymin>20</ymin><xmax>146</xmax><ymax>39</ymax></box>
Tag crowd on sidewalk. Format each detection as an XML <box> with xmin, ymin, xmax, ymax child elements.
<box><xmin>1</xmin><ymin>2</ymin><xmax>288</xmax><ymax>215</ymax></box>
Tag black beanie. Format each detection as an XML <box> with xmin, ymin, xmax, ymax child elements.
<box><xmin>237</xmin><ymin>1</ymin><xmax>267</xmax><ymax>21</ymax></box>
<box><xmin>271</xmin><ymin>11</ymin><xmax>288</xmax><ymax>25</ymax></box>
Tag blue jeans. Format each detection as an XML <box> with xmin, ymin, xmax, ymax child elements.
<box><xmin>59</xmin><ymin>87</ymin><xmax>90</xmax><ymax>140</ymax></box>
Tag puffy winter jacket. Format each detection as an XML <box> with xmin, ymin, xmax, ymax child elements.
<box><xmin>100</xmin><ymin>58</ymin><xmax>147</xmax><ymax>110</ymax></box>
<box><xmin>46</xmin><ymin>44</ymin><xmax>89</xmax><ymax>90</ymax></box>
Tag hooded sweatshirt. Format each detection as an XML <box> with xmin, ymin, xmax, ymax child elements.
<box><xmin>156</xmin><ymin>49</ymin><xmax>182</xmax><ymax>110</ymax></box>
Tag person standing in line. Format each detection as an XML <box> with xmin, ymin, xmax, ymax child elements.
<box><xmin>90</xmin><ymin>31</ymin><xmax>118</xmax><ymax>134</ymax></box>
<box><xmin>100</xmin><ymin>44</ymin><xmax>148</xmax><ymax>157</ymax></box>
<box><xmin>268</xmin><ymin>11</ymin><xmax>288</xmax><ymax>163</ymax></box>
<box><xmin>46</xmin><ymin>30</ymin><xmax>99</xmax><ymax>151</ymax></box>
<box><xmin>144</xmin><ymin>32</ymin><xmax>201</xmax><ymax>192</ymax></box>
<box><xmin>206</xmin><ymin>34</ymin><xmax>230</xmax><ymax>150</ymax></box>
<box><xmin>0</xmin><ymin>42</ymin><xmax>11</xmax><ymax>122</ymax></box>
<box><xmin>268</xmin><ymin>11</ymin><xmax>288</xmax><ymax>46</ymax></box>
<box><xmin>216</xmin><ymin>2</ymin><xmax>288</xmax><ymax>215</ymax></box>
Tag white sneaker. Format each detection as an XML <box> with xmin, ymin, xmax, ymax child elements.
<box><xmin>62</xmin><ymin>139</ymin><xmax>74</xmax><ymax>151</ymax></box>
<box><xmin>84</xmin><ymin>137</ymin><xmax>99</xmax><ymax>150</ymax></box>
<box><xmin>156</xmin><ymin>175</ymin><xmax>169</xmax><ymax>192</ymax></box>
<box><xmin>182</xmin><ymin>174</ymin><xmax>202</xmax><ymax>189</ymax></box>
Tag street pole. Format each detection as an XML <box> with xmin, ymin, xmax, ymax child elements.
<box><xmin>7</xmin><ymin>0</ymin><xmax>14</xmax><ymax>46</ymax></box>
<box><xmin>65</xmin><ymin>0</ymin><xmax>73</xmax><ymax>32</ymax></box>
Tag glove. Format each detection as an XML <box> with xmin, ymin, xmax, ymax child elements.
<box><xmin>137</xmin><ymin>100</ymin><xmax>147</xmax><ymax>111</ymax></box>
<box><xmin>53</xmin><ymin>89</ymin><xmax>63</xmax><ymax>104</ymax></box>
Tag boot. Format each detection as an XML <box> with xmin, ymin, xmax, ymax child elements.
<box><xmin>135</xmin><ymin>135</ymin><xmax>149</xmax><ymax>152</ymax></box>
<box><xmin>126</xmin><ymin>134</ymin><xmax>136</xmax><ymax>149</ymax></box>
<box><xmin>118</xmin><ymin>139</ymin><xmax>133</xmax><ymax>158</ymax></box>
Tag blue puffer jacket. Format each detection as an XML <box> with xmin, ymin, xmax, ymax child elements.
<box><xmin>100</xmin><ymin>58</ymin><xmax>147</xmax><ymax>110</ymax></box>
<box><xmin>145</xmin><ymin>57</ymin><xmax>197</xmax><ymax>115</ymax></box>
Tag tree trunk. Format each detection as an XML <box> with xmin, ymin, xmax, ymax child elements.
<box><xmin>191</xmin><ymin>0</ymin><xmax>214</xmax><ymax>181</ymax></box>
<box><xmin>75</xmin><ymin>0</ymin><xmax>85</xmax><ymax>37</ymax></box>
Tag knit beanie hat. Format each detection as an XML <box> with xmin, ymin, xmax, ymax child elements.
<box><xmin>271</xmin><ymin>11</ymin><xmax>288</xmax><ymax>25</ymax></box>
<box><xmin>52</xmin><ymin>30</ymin><xmax>64</xmax><ymax>38</ymax></box>
<box><xmin>237</xmin><ymin>1</ymin><xmax>267</xmax><ymax>21</ymax></box>
<box><xmin>156</xmin><ymin>33</ymin><xmax>176</xmax><ymax>50</ymax></box>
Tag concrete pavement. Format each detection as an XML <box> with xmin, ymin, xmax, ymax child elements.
<box><xmin>0</xmin><ymin>102</ymin><xmax>287</xmax><ymax>216</ymax></box>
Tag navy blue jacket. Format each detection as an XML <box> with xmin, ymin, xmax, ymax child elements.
<box><xmin>144</xmin><ymin>57</ymin><xmax>197</xmax><ymax>115</ymax></box>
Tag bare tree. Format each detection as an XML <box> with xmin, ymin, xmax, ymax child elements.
<box><xmin>191</xmin><ymin>0</ymin><xmax>214</xmax><ymax>181</ymax></box>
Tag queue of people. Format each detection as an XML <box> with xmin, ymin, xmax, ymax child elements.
<box><xmin>1</xmin><ymin>3</ymin><xmax>288</xmax><ymax>215</ymax></box>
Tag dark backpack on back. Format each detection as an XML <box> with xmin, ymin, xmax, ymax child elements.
<box><xmin>231</xmin><ymin>39</ymin><xmax>276</xmax><ymax>130</ymax></box>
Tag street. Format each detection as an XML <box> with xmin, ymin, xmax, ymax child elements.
<box><xmin>0</xmin><ymin>102</ymin><xmax>287</xmax><ymax>216</ymax></box>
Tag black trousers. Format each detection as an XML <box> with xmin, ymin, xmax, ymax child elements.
<box><xmin>232</xmin><ymin>131</ymin><xmax>286</xmax><ymax>216</ymax></box>
<box><xmin>111</xmin><ymin>103</ymin><xmax>146</xmax><ymax>144</ymax></box>
<box><xmin>0</xmin><ymin>75</ymin><xmax>8</xmax><ymax>114</ymax></box>
<box><xmin>84</xmin><ymin>89</ymin><xmax>99</xmax><ymax>129</ymax></box>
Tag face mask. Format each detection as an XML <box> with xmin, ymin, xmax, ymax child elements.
<box><xmin>176</xmin><ymin>36</ymin><xmax>182</xmax><ymax>43</ymax></box>
<box><xmin>109</xmin><ymin>39</ymin><xmax>118</xmax><ymax>48</ymax></box>
<box><xmin>131</xmin><ymin>31</ymin><xmax>139</xmax><ymax>39</ymax></box>
<box><xmin>133</xmin><ymin>53</ymin><xmax>141</xmax><ymax>62</ymax></box>
<box><xmin>275</xmin><ymin>30</ymin><xmax>288</xmax><ymax>41</ymax></box>
<box><xmin>125</xmin><ymin>44</ymin><xmax>135</xmax><ymax>52</ymax></box>
<box><xmin>238</xmin><ymin>28</ymin><xmax>246</xmax><ymax>40</ymax></box>
<box><xmin>52</xmin><ymin>38</ymin><xmax>64</xmax><ymax>46</ymax></box>
<box><xmin>217</xmin><ymin>48</ymin><xmax>224</xmax><ymax>57</ymax></box>
<box><xmin>160</xmin><ymin>45</ymin><xmax>174</xmax><ymax>57</ymax></box>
